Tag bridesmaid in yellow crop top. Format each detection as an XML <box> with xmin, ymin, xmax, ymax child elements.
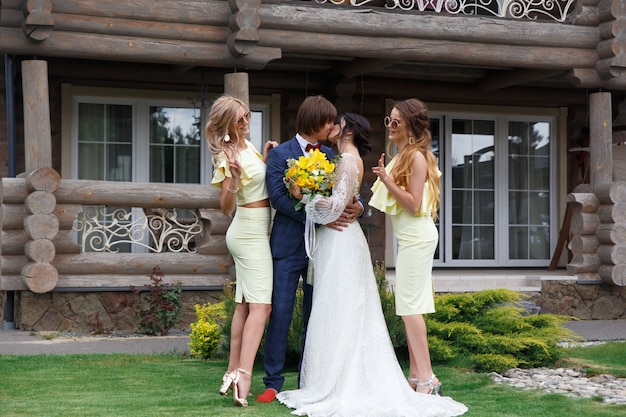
<box><xmin>370</xmin><ymin>98</ymin><xmax>443</xmax><ymax>396</ymax></box>
<box><xmin>205</xmin><ymin>95</ymin><xmax>278</xmax><ymax>407</ymax></box>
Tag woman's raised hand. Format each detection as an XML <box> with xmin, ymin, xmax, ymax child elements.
<box><xmin>224</xmin><ymin>146</ymin><xmax>241</xmax><ymax>180</ymax></box>
<box><xmin>372</xmin><ymin>153</ymin><xmax>390</xmax><ymax>183</ymax></box>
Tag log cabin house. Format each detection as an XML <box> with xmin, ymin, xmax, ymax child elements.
<box><xmin>1</xmin><ymin>0</ymin><xmax>625</xmax><ymax>331</ymax></box>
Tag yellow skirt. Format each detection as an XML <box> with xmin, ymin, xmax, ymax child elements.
<box><xmin>226</xmin><ymin>206</ymin><xmax>273</xmax><ymax>304</ymax></box>
<box><xmin>390</xmin><ymin>211</ymin><xmax>438</xmax><ymax>316</ymax></box>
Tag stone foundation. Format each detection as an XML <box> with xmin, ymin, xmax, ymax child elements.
<box><xmin>538</xmin><ymin>280</ymin><xmax>626</xmax><ymax>319</ymax></box>
<box><xmin>7</xmin><ymin>280</ymin><xmax>626</xmax><ymax>332</ymax></box>
<box><xmin>11</xmin><ymin>290</ymin><xmax>225</xmax><ymax>333</ymax></box>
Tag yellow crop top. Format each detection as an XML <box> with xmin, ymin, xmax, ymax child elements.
<box><xmin>369</xmin><ymin>155</ymin><xmax>439</xmax><ymax>217</ymax></box>
<box><xmin>211</xmin><ymin>139</ymin><xmax>269</xmax><ymax>205</ymax></box>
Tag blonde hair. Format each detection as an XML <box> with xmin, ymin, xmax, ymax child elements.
<box><xmin>389</xmin><ymin>98</ymin><xmax>440</xmax><ymax>220</ymax></box>
<box><xmin>205</xmin><ymin>95</ymin><xmax>248</xmax><ymax>164</ymax></box>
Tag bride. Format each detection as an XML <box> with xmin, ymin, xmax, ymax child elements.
<box><xmin>277</xmin><ymin>113</ymin><xmax>467</xmax><ymax>417</ymax></box>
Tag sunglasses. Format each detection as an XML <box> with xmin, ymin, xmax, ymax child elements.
<box><xmin>384</xmin><ymin>116</ymin><xmax>401</xmax><ymax>130</ymax></box>
<box><xmin>237</xmin><ymin>111</ymin><xmax>252</xmax><ymax>125</ymax></box>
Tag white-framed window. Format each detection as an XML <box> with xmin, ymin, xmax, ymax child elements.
<box><xmin>62</xmin><ymin>86</ymin><xmax>275</xmax><ymax>252</ymax></box>
<box><xmin>435</xmin><ymin>111</ymin><xmax>556</xmax><ymax>267</ymax></box>
<box><xmin>384</xmin><ymin>101</ymin><xmax>559</xmax><ymax>268</ymax></box>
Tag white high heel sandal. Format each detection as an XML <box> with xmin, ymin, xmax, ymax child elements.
<box><xmin>417</xmin><ymin>374</ymin><xmax>443</xmax><ymax>396</ymax></box>
<box><xmin>232</xmin><ymin>368</ymin><xmax>252</xmax><ymax>407</ymax></box>
<box><xmin>219</xmin><ymin>371</ymin><xmax>235</xmax><ymax>396</ymax></box>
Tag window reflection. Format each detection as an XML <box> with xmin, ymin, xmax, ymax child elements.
<box><xmin>508</xmin><ymin>121</ymin><xmax>551</xmax><ymax>260</ymax></box>
<box><xmin>451</xmin><ymin>119</ymin><xmax>495</xmax><ymax>260</ymax></box>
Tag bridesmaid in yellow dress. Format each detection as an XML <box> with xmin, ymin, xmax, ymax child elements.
<box><xmin>206</xmin><ymin>95</ymin><xmax>278</xmax><ymax>407</ymax></box>
<box><xmin>370</xmin><ymin>98</ymin><xmax>443</xmax><ymax>395</ymax></box>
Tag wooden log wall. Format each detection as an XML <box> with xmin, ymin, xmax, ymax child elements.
<box><xmin>0</xmin><ymin>0</ymin><xmax>281</xmax><ymax>70</ymax></box>
<box><xmin>566</xmin><ymin>182</ymin><xmax>626</xmax><ymax>286</ymax></box>
<box><xmin>596</xmin><ymin>182</ymin><xmax>626</xmax><ymax>285</ymax></box>
<box><xmin>1</xmin><ymin>176</ymin><xmax>233</xmax><ymax>292</ymax></box>
<box><xmin>21</xmin><ymin>167</ymin><xmax>60</xmax><ymax>293</ymax></box>
<box><xmin>5</xmin><ymin>0</ymin><xmax>626</xmax><ymax>89</ymax></box>
<box><xmin>566</xmin><ymin>184</ymin><xmax>602</xmax><ymax>280</ymax></box>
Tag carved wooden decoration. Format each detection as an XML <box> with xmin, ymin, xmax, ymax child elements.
<box><xmin>22</xmin><ymin>0</ymin><xmax>54</xmax><ymax>41</ymax></box>
<box><xmin>227</xmin><ymin>0</ymin><xmax>261</xmax><ymax>57</ymax></box>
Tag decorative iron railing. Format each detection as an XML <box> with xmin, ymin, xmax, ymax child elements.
<box><xmin>314</xmin><ymin>0</ymin><xmax>576</xmax><ymax>22</ymax></box>
<box><xmin>73</xmin><ymin>206</ymin><xmax>203</xmax><ymax>253</ymax></box>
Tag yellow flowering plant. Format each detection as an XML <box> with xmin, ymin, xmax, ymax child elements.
<box><xmin>284</xmin><ymin>148</ymin><xmax>341</xmax><ymax>210</ymax></box>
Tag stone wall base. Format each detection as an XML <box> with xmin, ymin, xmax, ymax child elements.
<box><xmin>7</xmin><ymin>281</ymin><xmax>626</xmax><ymax>331</ymax></box>
<box><xmin>10</xmin><ymin>290</ymin><xmax>225</xmax><ymax>333</ymax></box>
<box><xmin>538</xmin><ymin>280</ymin><xmax>626</xmax><ymax>319</ymax></box>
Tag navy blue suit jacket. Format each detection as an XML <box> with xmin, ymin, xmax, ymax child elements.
<box><xmin>266</xmin><ymin>137</ymin><xmax>336</xmax><ymax>259</ymax></box>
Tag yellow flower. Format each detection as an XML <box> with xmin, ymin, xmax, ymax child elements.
<box><xmin>284</xmin><ymin>150</ymin><xmax>341</xmax><ymax>210</ymax></box>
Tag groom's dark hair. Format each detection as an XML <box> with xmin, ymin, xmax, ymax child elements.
<box><xmin>296</xmin><ymin>95</ymin><xmax>337</xmax><ymax>136</ymax></box>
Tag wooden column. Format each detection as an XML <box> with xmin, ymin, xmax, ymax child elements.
<box><xmin>224</xmin><ymin>72</ymin><xmax>249</xmax><ymax>108</ymax></box>
<box><xmin>589</xmin><ymin>92</ymin><xmax>612</xmax><ymax>188</ymax></box>
<box><xmin>22</xmin><ymin>60</ymin><xmax>52</xmax><ymax>172</ymax></box>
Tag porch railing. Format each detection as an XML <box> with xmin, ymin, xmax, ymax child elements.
<box><xmin>0</xmin><ymin>169</ymin><xmax>232</xmax><ymax>293</ymax></box>
<box><xmin>314</xmin><ymin>0</ymin><xmax>577</xmax><ymax>22</ymax></box>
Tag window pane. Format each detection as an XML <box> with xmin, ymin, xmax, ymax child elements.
<box><xmin>509</xmin><ymin>226</ymin><xmax>529</xmax><ymax>259</ymax></box>
<box><xmin>474</xmin><ymin>191</ymin><xmax>494</xmax><ymax>224</ymax></box>
<box><xmin>509</xmin><ymin>156</ymin><xmax>529</xmax><ymax>190</ymax></box>
<box><xmin>451</xmin><ymin>118</ymin><xmax>495</xmax><ymax>260</ymax></box>
<box><xmin>529</xmin><ymin>191</ymin><xmax>550</xmax><ymax>224</ymax></box>
<box><xmin>78</xmin><ymin>143</ymin><xmax>104</xmax><ymax>180</ymax></box>
<box><xmin>529</xmin><ymin>226</ymin><xmax>550</xmax><ymax>258</ymax></box>
<box><xmin>176</xmin><ymin>146</ymin><xmax>201</xmax><ymax>183</ymax></box>
<box><xmin>475</xmin><ymin>226</ymin><xmax>494</xmax><ymax>259</ymax></box>
<box><xmin>149</xmin><ymin>106</ymin><xmax>201</xmax><ymax>184</ymax></box>
<box><xmin>78</xmin><ymin>103</ymin><xmax>104</xmax><ymax>142</ymax></box>
<box><xmin>150</xmin><ymin>145</ymin><xmax>174</xmax><ymax>183</ymax></box>
<box><xmin>508</xmin><ymin>121</ymin><xmax>551</xmax><ymax>260</ymax></box>
<box><xmin>107</xmin><ymin>105</ymin><xmax>132</xmax><ymax>143</ymax></box>
<box><xmin>78</xmin><ymin>103</ymin><xmax>133</xmax><ymax>181</ymax></box>
<box><xmin>107</xmin><ymin>144</ymin><xmax>132</xmax><ymax>181</ymax></box>
<box><xmin>508</xmin><ymin>191</ymin><xmax>528</xmax><ymax>225</ymax></box>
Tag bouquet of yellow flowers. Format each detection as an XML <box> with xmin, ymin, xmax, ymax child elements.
<box><xmin>284</xmin><ymin>148</ymin><xmax>340</xmax><ymax>210</ymax></box>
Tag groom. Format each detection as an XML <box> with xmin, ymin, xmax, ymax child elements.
<box><xmin>257</xmin><ymin>95</ymin><xmax>363</xmax><ymax>402</ymax></box>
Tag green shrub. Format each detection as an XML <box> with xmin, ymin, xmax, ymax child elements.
<box><xmin>471</xmin><ymin>353</ymin><xmax>521</xmax><ymax>373</ymax></box>
<box><xmin>424</xmin><ymin>289</ymin><xmax>579</xmax><ymax>371</ymax></box>
<box><xmin>188</xmin><ymin>302</ymin><xmax>223</xmax><ymax>359</ymax></box>
<box><xmin>188</xmin><ymin>282</ymin><xmax>233</xmax><ymax>360</ymax></box>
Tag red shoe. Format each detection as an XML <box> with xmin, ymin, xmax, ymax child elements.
<box><xmin>256</xmin><ymin>388</ymin><xmax>278</xmax><ymax>403</ymax></box>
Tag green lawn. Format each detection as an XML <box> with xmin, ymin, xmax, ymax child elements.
<box><xmin>0</xmin><ymin>343</ymin><xmax>624</xmax><ymax>417</ymax></box>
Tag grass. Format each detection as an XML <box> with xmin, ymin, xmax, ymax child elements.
<box><xmin>557</xmin><ymin>341</ymin><xmax>626</xmax><ymax>378</ymax></box>
<box><xmin>0</xmin><ymin>344</ymin><xmax>624</xmax><ymax>417</ymax></box>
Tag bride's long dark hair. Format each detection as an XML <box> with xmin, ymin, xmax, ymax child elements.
<box><xmin>340</xmin><ymin>113</ymin><xmax>372</xmax><ymax>157</ymax></box>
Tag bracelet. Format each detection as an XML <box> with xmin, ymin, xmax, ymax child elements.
<box><xmin>227</xmin><ymin>187</ymin><xmax>238</xmax><ymax>194</ymax></box>
<box><xmin>381</xmin><ymin>175</ymin><xmax>388</xmax><ymax>182</ymax></box>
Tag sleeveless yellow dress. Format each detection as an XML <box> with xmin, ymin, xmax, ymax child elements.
<box><xmin>369</xmin><ymin>156</ymin><xmax>439</xmax><ymax>316</ymax></box>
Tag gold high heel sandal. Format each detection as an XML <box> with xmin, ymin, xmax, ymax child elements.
<box><xmin>232</xmin><ymin>368</ymin><xmax>252</xmax><ymax>407</ymax></box>
<box><xmin>219</xmin><ymin>371</ymin><xmax>235</xmax><ymax>396</ymax></box>
<box><xmin>417</xmin><ymin>374</ymin><xmax>443</xmax><ymax>396</ymax></box>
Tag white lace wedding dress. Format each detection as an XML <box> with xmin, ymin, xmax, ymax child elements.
<box><xmin>277</xmin><ymin>154</ymin><xmax>467</xmax><ymax>417</ymax></box>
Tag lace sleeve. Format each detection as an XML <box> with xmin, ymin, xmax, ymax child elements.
<box><xmin>304</xmin><ymin>154</ymin><xmax>359</xmax><ymax>225</ymax></box>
